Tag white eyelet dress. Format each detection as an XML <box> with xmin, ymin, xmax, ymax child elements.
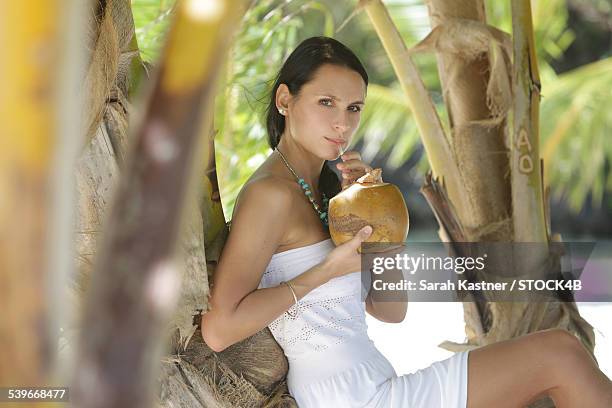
<box><xmin>258</xmin><ymin>238</ymin><xmax>471</xmax><ymax>408</ymax></box>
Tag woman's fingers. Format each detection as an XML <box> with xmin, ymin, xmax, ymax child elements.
<box><xmin>336</xmin><ymin>151</ymin><xmax>372</xmax><ymax>188</ymax></box>
<box><xmin>338</xmin><ymin>161</ymin><xmax>372</xmax><ymax>180</ymax></box>
<box><xmin>336</xmin><ymin>160</ymin><xmax>373</xmax><ymax>173</ymax></box>
<box><xmin>340</xmin><ymin>169</ymin><xmax>369</xmax><ymax>189</ymax></box>
<box><xmin>339</xmin><ymin>166</ymin><xmax>371</xmax><ymax>180</ymax></box>
<box><xmin>340</xmin><ymin>151</ymin><xmax>361</xmax><ymax>161</ymax></box>
<box><xmin>341</xmin><ymin>172</ymin><xmax>365</xmax><ymax>189</ymax></box>
<box><xmin>341</xmin><ymin>169</ymin><xmax>361</xmax><ymax>179</ymax></box>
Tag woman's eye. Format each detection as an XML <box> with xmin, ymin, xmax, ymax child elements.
<box><xmin>318</xmin><ymin>99</ymin><xmax>361</xmax><ymax>112</ymax></box>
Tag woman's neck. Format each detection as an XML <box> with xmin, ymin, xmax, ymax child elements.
<box><xmin>275</xmin><ymin>137</ymin><xmax>325</xmax><ymax>189</ymax></box>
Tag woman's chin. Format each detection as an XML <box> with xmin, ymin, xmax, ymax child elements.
<box><xmin>320</xmin><ymin>147</ymin><xmax>341</xmax><ymax>161</ymax></box>
<box><xmin>312</xmin><ymin>142</ymin><xmax>342</xmax><ymax>161</ymax></box>
<box><xmin>324</xmin><ymin>152</ymin><xmax>340</xmax><ymax>161</ymax></box>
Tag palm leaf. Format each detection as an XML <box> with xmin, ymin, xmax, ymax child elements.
<box><xmin>131</xmin><ymin>0</ymin><xmax>177</xmax><ymax>62</ymax></box>
<box><xmin>354</xmin><ymin>84</ymin><xmax>424</xmax><ymax>170</ymax></box>
<box><xmin>540</xmin><ymin>57</ymin><xmax>612</xmax><ymax>210</ymax></box>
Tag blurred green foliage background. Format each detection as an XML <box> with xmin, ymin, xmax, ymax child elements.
<box><xmin>131</xmin><ymin>0</ymin><xmax>611</xmax><ymax>220</ymax></box>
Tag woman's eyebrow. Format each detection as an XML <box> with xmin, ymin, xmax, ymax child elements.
<box><xmin>319</xmin><ymin>94</ymin><xmax>365</xmax><ymax>105</ymax></box>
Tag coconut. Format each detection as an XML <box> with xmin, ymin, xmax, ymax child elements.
<box><xmin>328</xmin><ymin>168</ymin><xmax>409</xmax><ymax>252</ymax></box>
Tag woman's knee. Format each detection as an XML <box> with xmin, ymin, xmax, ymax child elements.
<box><xmin>539</xmin><ymin>328</ymin><xmax>584</xmax><ymax>354</ymax></box>
<box><xmin>535</xmin><ymin>329</ymin><xmax>591</xmax><ymax>376</ymax></box>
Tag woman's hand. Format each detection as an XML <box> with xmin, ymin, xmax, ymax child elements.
<box><xmin>322</xmin><ymin>226</ymin><xmax>372</xmax><ymax>280</ymax></box>
<box><xmin>336</xmin><ymin>151</ymin><xmax>373</xmax><ymax>189</ymax></box>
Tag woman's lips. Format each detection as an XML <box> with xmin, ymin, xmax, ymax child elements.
<box><xmin>324</xmin><ymin>137</ymin><xmax>346</xmax><ymax>147</ymax></box>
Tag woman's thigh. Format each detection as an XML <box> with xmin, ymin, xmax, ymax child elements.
<box><xmin>465</xmin><ymin>328</ymin><xmax>578</xmax><ymax>408</ymax></box>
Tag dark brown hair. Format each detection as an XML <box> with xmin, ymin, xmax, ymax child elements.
<box><xmin>265</xmin><ymin>36</ymin><xmax>369</xmax><ymax>199</ymax></box>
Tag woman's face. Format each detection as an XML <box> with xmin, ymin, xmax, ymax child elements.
<box><xmin>278</xmin><ymin>64</ymin><xmax>367</xmax><ymax>161</ymax></box>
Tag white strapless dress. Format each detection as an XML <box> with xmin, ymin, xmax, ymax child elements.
<box><xmin>258</xmin><ymin>238</ymin><xmax>471</xmax><ymax>408</ymax></box>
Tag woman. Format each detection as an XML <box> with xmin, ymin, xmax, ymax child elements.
<box><xmin>201</xmin><ymin>37</ymin><xmax>612</xmax><ymax>407</ymax></box>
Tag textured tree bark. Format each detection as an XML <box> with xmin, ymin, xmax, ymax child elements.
<box><xmin>424</xmin><ymin>0</ymin><xmax>512</xmax><ymax>240</ymax></box>
<box><xmin>71</xmin><ymin>1</ymin><xmax>244</xmax><ymax>407</ymax></box>
<box><xmin>72</xmin><ymin>1</ymin><xmax>295</xmax><ymax>407</ymax></box>
<box><xmin>363</xmin><ymin>3</ymin><xmax>597</xmax><ymax>406</ymax></box>
<box><xmin>69</xmin><ymin>0</ymin><xmax>145</xmax><ymax>352</ymax></box>
<box><xmin>510</xmin><ymin>0</ymin><xmax>548</xmax><ymax>254</ymax></box>
<box><xmin>422</xmin><ymin>0</ymin><xmax>595</xmax><ymax>361</ymax></box>
<box><xmin>82</xmin><ymin>0</ymin><xmax>145</xmax><ymax>148</ymax></box>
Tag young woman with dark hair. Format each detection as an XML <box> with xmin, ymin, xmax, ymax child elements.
<box><xmin>201</xmin><ymin>36</ymin><xmax>612</xmax><ymax>407</ymax></box>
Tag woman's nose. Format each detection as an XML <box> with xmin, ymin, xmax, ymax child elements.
<box><xmin>333</xmin><ymin>113</ymin><xmax>350</xmax><ymax>133</ymax></box>
<box><xmin>334</xmin><ymin>123</ymin><xmax>349</xmax><ymax>133</ymax></box>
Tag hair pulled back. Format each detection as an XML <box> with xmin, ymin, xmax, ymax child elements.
<box><xmin>265</xmin><ymin>36</ymin><xmax>368</xmax><ymax>199</ymax></box>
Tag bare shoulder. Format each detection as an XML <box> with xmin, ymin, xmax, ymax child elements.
<box><xmin>233</xmin><ymin>173</ymin><xmax>294</xmax><ymax>218</ymax></box>
<box><xmin>218</xmin><ymin>174</ymin><xmax>294</xmax><ymax>273</ymax></box>
<box><xmin>210</xmin><ymin>174</ymin><xmax>296</xmax><ymax>313</ymax></box>
<box><xmin>226</xmin><ymin>174</ymin><xmax>296</xmax><ymax>245</ymax></box>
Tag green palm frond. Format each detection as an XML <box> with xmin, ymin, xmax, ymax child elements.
<box><xmin>353</xmin><ymin>76</ymin><xmax>453</xmax><ymax>174</ymax></box>
<box><xmin>353</xmin><ymin>84</ymin><xmax>422</xmax><ymax>170</ymax></box>
<box><xmin>131</xmin><ymin>0</ymin><xmax>177</xmax><ymax>62</ymax></box>
<box><xmin>540</xmin><ymin>57</ymin><xmax>612</xmax><ymax>210</ymax></box>
<box><xmin>486</xmin><ymin>0</ymin><xmax>574</xmax><ymax>64</ymax></box>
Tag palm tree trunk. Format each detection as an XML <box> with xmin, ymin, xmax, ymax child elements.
<box><xmin>424</xmin><ymin>0</ymin><xmax>512</xmax><ymax>241</ymax></box>
<box><xmin>0</xmin><ymin>0</ymin><xmax>66</xmax><ymax>391</ymax></box>
<box><xmin>359</xmin><ymin>0</ymin><xmax>470</xmax><ymax>222</ymax></box>
<box><xmin>71</xmin><ymin>1</ymin><xmax>243</xmax><ymax>406</ymax></box>
<box><xmin>362</xmin><ymin>0</ymin><xmax>596</xmax><ymax>385</ymax></box>
<box><xmin>81</xmin><ymin>0</ymin><xmax>146</xmax><ymax>151</ymax></box>
<box><xmin>511</xmin><ymin>0</ymin><xmax>548</xmax><ymax>247</ymax></box>
<box><xmin>72</xmin><ymin>1</ymin><xmax>295</xmax><ymax>406</ymax></box>
<box><xmin>71</xmin><ymin>0</ymin><xmax>147</xmax><ymax>351</ymax></box>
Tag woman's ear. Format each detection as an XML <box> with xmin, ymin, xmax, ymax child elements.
<box><xmin>275</xmin><ymin>84</ymin><xmax>291</xmax><ymax>115</ymax></box>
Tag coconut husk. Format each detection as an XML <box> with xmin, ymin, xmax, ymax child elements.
<box><xmin>409</xmin><ymin>17</ymin><xmax>513</xmax><ymax>122</ymax></box>
<box><xmin>83</xmin><ymin>0</ymin><xmax>143</xmax><ymax>146</ymax></box>
<box><xmin>160</xmin><ymin>328</ymin><xmax>296</xmax><ymax>408</ymax></box>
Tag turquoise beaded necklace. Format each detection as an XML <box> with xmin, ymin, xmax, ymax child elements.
<box><xmin>275</xmin><ymin>147</ymin><xmax>329</xmax><ymax>227</ymax></box>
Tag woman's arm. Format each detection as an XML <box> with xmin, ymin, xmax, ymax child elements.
<box><xmin>200</xmin><ymin>178</ymin><xmax>333</xmax><ymax>352</ymax></box>
<box><xmin>365</xmin><ymin>293</ymin><xmax>407</xmax><ymax>324</ymax></box>
<box><xmin>365</xmin><ymin>246</ymin><xmax>408</xmax><ymax>323</ymax></box>
<box><xmin>204</xmin><ymin>264</ymin><xmax>332</xmax><ymax>352</ymax></box>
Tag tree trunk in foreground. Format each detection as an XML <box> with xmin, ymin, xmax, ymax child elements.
<box><xmin>71</xmin><ymin>1</ymin><xmax>248</xmax><ymax>407</ymax></box>
<box><xmin>71</xmin><ymin>1</ymin><xmax>295</xmax><ymax>407</ymax></box>
<box><xmin>0</xmin><ymin>0</ymin><xmax>80</xmax><ymax>396</ymax></box>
